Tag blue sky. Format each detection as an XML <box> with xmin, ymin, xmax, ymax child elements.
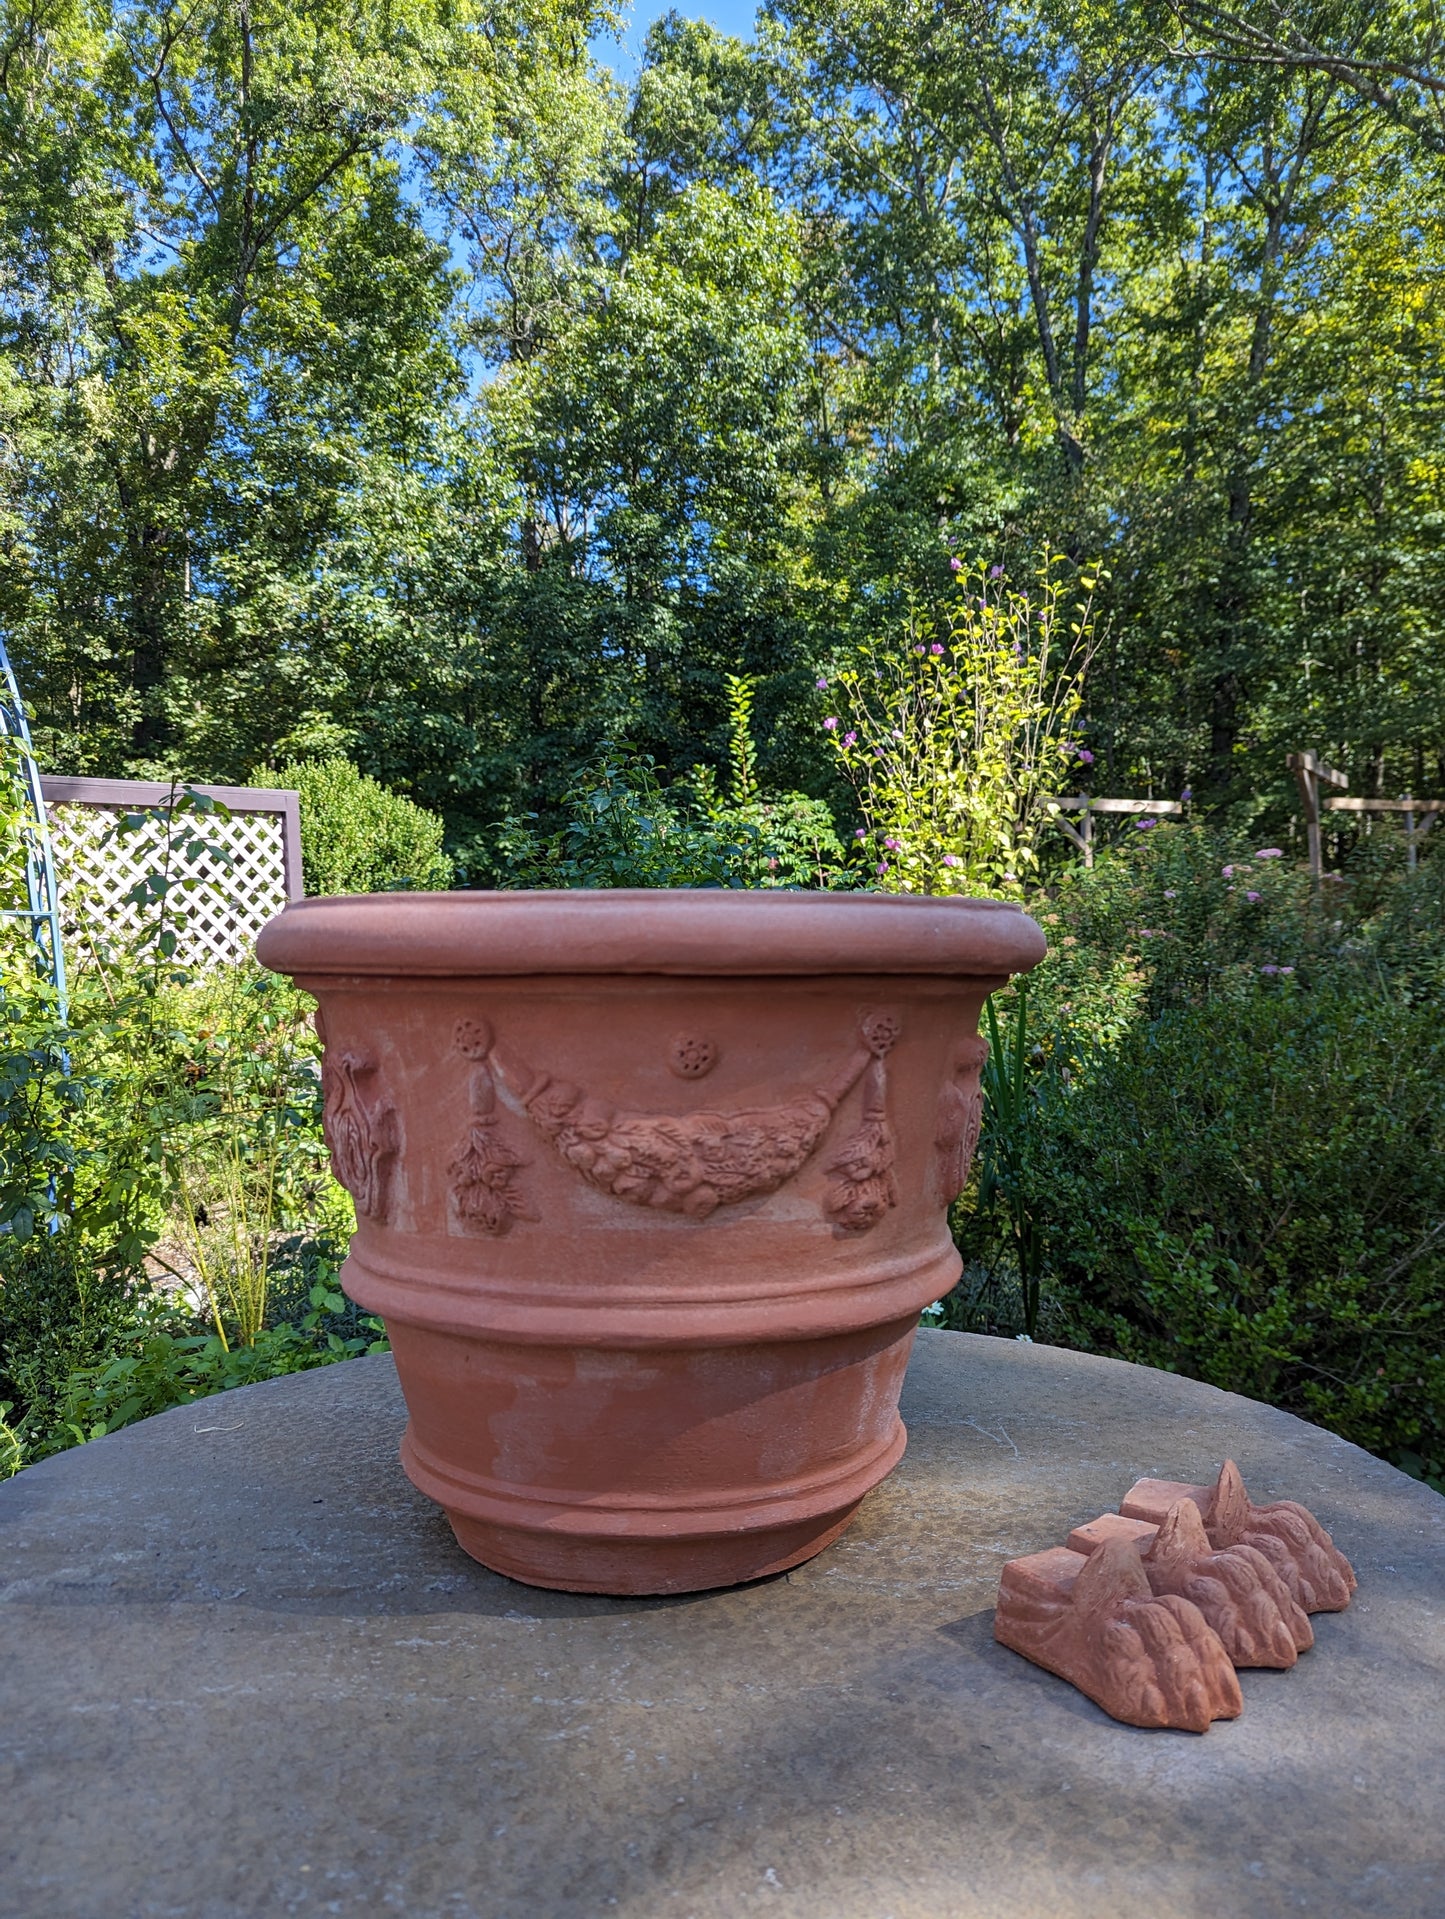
<box><xmin>592</xmin><ymin>0</ymin><xmax>763</xmax><ymax>75</ymax></box>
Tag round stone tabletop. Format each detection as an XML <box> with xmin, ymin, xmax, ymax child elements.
<box><xmin>2</xmin><ymin>1330</ymin><xmax>1441</xmax><ymax>1919</ymax></box>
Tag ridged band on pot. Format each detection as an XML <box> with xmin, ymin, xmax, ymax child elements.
<box><xmin>256</xmin><ymin>891</ymin><xmax>1046</xmax><ymax>1595</ymax></box>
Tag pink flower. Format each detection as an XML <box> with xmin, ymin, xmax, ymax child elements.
<box><xmin>1136</xmin><ymin>818</ymin><xmax>1156</xmax><ymax>830</ymax></box>
<box><xmin>876</xmin><ymin>863</ymin><xmax>889</xmax><ymax>875</ymax></box>
<box><xmin>815</xmin><ymin>677</ymin><xmax>828</xmax><ymax>690</ymax></box>
<box><xmin>930</xmin><ymin>643</ymin><xmax>944</xmax><ymax>656</ymax></box>
<box><xmin>1222</xmin><ymin>865</ymin><xmax>1235</xmax><ymax>878</ymax></box>
<box><xmin>1281</xmin><ymin>965</ymin><xmax>1295</xmax><ymax>975</ymax></box>
<box><xmin>854</xmin><ymin>828</ymin><xmax>866</xmax><ymax>840</ymax></box>
<box><xmin>948</xmin><ymin>557</ymin><xmax>962</xmax><ymax>573</ymax></box>
<box><xmin>989</xmin><ymin>565</ymin><xmax>1005</xmax><ymax>579</ymax></box>
<box><xmin>823</xmin><ymin>717</ymin><xmax>838</xmax><ymax>730</ymax></box>
<box><xmin>883</xmin><ymin>837</ymin><xmax>900</xmax><ymax>850</ymax></box>
<box><xmin>1255</xmin><ymin>848</ymin><xmax>1284</xmax><ymax>859</ymax></box>
<box><xmin>941</xmin><ymin>853</ymin><xmax>960</xmax><ymax>868</ymax></box>
<box><xmin>1163</xmin><ymin>889</ymin><xmax>1177</xmax><ymax>899</ymax></box>
<box><xmin>1077</xmin><ymin>748</ymin><xmax>1094</xmax><ymax>765</ymax></box>
<box><xmin>1245</xmin><ymin>890</ymin><xmax>1261</xmax><ymax>902</ymax></box>
<box><xmin>842</xmin><ymin>730</ymin><xmax>858</xmax><ymax>746</ymax></box>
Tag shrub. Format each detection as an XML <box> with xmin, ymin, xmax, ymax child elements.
<box><xmin>47</xmin><ymin>1278</ymin><xmax>388</xmax><ymax>1453</ymax></box>
<box><xmin>257</xmin><ymin>757</ymin><xmax>453</xmax><ymax>895</ymax></box>
<box><xmin>942</xmin><ymin>831</ymin><xmax>1445</xmax><ymax>1487</ymax></box>
<box><xmin>691</xmin><ymin>676</ymin><xmax>848</xmax><ymax>888</ymax></box>
<box><xmin>0</xmin><ymin>780</ymin><xmax>372</xmax><ymax>1475</ymax></box>
<box><xmin>493</xmin><ymin>748</ymin><xmax>766</xmax><ymax>889</ymax></box>
<box><xmin>0</xmin><ymin>1236</ymin><xmax>140</xmax><ymax>1447</ymax></box>
<box><xmin>1000</xmin><ymin>988</ymin><xmax>1445</xmax><ymax>1484</ymax></box>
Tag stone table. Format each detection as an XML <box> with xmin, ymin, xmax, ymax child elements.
<box><xmin>2</xmin><ymin>1330</ymin><xmax>1442</xmax><ymax>1919</ymax></box>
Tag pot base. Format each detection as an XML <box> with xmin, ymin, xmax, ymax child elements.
<box><xmin>444</xmin><ymin>1501</ymin><xmax>870</xmax><ymax>1596</ymax></box>
<box><xmin>389</xmin><ymin>1317</ymin><xmax>918</xmax><ymax>1596</ymax></box>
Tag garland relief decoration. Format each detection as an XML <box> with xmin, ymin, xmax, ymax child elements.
<box><xmin>449</xmin><ymin>1010</ymin><xmax>903</xmax><ymax>1227</ymax></box>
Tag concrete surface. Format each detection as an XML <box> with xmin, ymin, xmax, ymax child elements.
<box><xmin>2</xmin><ymin>1329</ymin><xmax>1442</xmax><ymax>1919</ymax></box>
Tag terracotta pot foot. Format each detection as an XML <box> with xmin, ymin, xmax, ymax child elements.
<box><xmin>1121</xmin><ymin>1460</ymin><xmax>1355</xmax><ymax>1613</ymax></box>
<box><xmin>994</xmin><ymin>1536</ymin><xmax>1243</xmax><ymax>1731</ymax></box>
<box><xmin>1067</xmin><ymin>1500</ymin><xmax>1312</xmax><ymax>1667</ymax></box>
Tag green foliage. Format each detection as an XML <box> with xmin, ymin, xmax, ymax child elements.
<box><xmin>0</xmin><ymin>778</ymin><xmax>373</xmax><ymax>1474</ymax></box>
<box><xmin>10</xmin><ymin>0</ymin><xmax>1445</xmax><ymax>835</ymax></box>
<box><xmin>494</xmin><ymin>750</ymin><xmax>762</xmax><ymax>889</ymax></box>
<box><xmin>0</xmin><ymin>1236</ymin><xmax>140</xmax><ymax>1453</ymax></box>
<box><xmin>1</xmin><ymin>783</ymin><xmax>242</xmax><ymax>1266</ymax></box>
<box><xmin>257</xmin><ymin>758</ymin><xmax>453</xmax><ymax>896</ymax></box>
<box><xmin>4</xmin><ymin>1279</ymin><xmax>388</xmax><ymax>1474</ymax></box>
<box><xmin>62</xmin><ymin>1281</ymin><xmax>387</xmax><ymax>1442</ymax></box>
<box><xmin>977</xmin><ymin>981</ymin><xmax>1047</xmax><ymax>1339</ymax></box>
<box><xmin>690</xmin><ymin>675</ymin><xmax>849</xmax><ymax>888</ymax></box>
<box><xmin>1012</xmin><ymin>988</ymin><xmax>1445</xmax><ymax>1485</ymax></box>
<box><xmin>823</xmin><ymin>557</ymin><xmax>1095</xmax><ymax>895</ymax></box>
<box><xmin>951</xmin><ymin>833</ymin><xmax>1445</xmax><ymax>1485</ymax></box>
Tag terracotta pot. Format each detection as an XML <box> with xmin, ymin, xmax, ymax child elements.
<box><xmin>256</xmin><ymin>891</ymin><xmax>1045</xmax><ymax>1595</ymax></box>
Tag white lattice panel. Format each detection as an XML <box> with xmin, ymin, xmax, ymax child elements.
<box><xmin>47</xmin><ymin>802</ymin><xmax>291</xmax><ymax>969</ymax></box>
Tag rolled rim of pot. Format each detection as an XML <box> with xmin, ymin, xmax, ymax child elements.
<box><xmin>254</xmin><ymin>890</ymin><xmax>1046</xmax><ymax>980</ymax></box>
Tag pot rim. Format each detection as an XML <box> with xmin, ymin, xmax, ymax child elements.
<box><xmin>255</xmin><ymin>888</ymin><xmax>1046</xmax><ymax>978</ymax></box>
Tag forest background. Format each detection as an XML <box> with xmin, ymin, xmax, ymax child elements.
<box><xmin>4</xmin><ymin>0</ymin><xmax>1444</xmax><ymax>865</ymax></box>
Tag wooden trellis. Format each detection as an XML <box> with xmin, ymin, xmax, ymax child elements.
<box><xmin>1326</xmin><ymin>796</ymin><xmax>1445</xmax><ymax>870</ymax></box>
<box><xmin>40</xmin><ymin>778</ymin><xmax>302</xmax><ymax>969</ymax></box>
<box><xmin>1048</xmin><ymin>796</ymin><xmax>1185</xmax><ymax>867</ymax></box>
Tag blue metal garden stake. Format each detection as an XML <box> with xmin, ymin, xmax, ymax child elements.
<box><xmin>0</xmin><ymin>635</ymin><xmax>68</xmax><ymax>1022</ymax></box>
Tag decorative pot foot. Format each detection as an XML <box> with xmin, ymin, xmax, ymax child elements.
<box><xmin>1120</xmin><ymin>1460</ymin><xmax>1356</xmax><ymax>1613</ymax></box>
<box><xmin>994</xmin><ymin>1536</ymin><xmax>1243</xmax><ymax>1731</ymax></box>
<box><xmin>1067</xmin><ymin>1500</ymin><xmax>1312</xmax><ymax>1667</ymax></box>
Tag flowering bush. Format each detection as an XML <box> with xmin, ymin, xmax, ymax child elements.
<box><xmin>820</xmin><ymin>554</ymin><xmax>1097</xmax><ymax>896</ymax></box>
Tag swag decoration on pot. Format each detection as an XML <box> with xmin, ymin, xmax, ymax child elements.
<box><xmin>258</xmin><ymin>891</ymin><xmax>1045</xmax><ymax>1597</ymax></box>
<box><xmin>436</xmin><ymin>1006</ymin><xmax>904</xmax><ymax>1230</ymax></box>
